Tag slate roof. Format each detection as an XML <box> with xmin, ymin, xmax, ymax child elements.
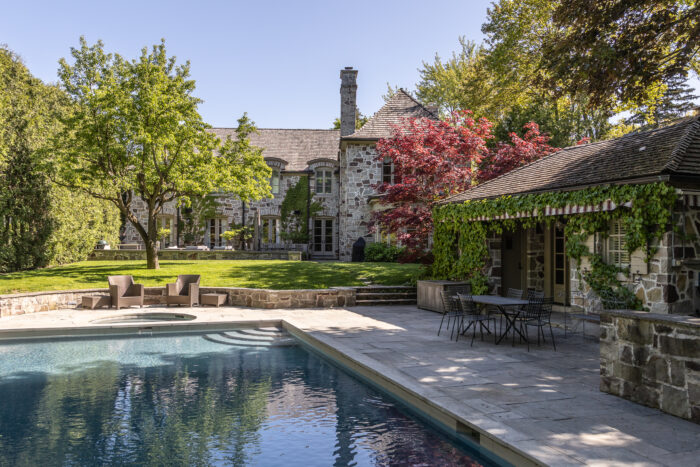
<box><xmin>343</xmin><ymin>89</ymin><xmax>439</xmax><ymax>140</ymax></box>
<box><xmin>210</xmin><ymin>128</ymin><xmax>340</xmax><ymax>171</ymax></box>
<box><xmin>441</xmin><ymin>116</ymin><xmax>700</xmax><ymax>204</ymax></box>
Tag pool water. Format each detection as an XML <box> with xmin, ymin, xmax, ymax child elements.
<box><xmin>0</xmin><ymin>330</ymin><xmax>498</xmax><ymax>466</ymax></box>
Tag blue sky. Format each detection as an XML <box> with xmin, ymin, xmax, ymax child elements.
<box><xmin>2</xmin><ymin>1</ymin><xmax>698</xmax><ymax>129</ymax></box>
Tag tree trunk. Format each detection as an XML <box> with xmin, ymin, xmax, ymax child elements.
<box><xmin>146</xmin><ymin>211</ymin><xmax>160</xmax><ymax>269</ymax></box>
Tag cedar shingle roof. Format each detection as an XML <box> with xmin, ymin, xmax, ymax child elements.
<box><xmin>343</xmin><ymin>89</ymin><xmax>438</xmax><ymax>140</ymax></box>
<box><xmin>441</xmin><ymin>116</ymin><xmax>700</xmax><ymax>204</ymax></box>
<box><xmin>210</xmin><ymin>128</ymin><xmax>340</xmax><ymax>171</ymax></box>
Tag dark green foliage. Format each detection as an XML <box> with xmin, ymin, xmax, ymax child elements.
<box><xmin>543</xmin><ymin>0</ymin><xmax>700</xmax><ymax>108</ymax></box>
<box><xmin>0</xmin><ymin>46</ymin><xmax>120</xmax><ymax>272</ymax></box>
<box><xmin>364</xmin><ymin>243</ymin><xmax>405</xmax><ymax>263</ymax></box>
<box><xmin>280</xmin><ymin>177</ymin><xmax>321</xmax><ymax>243</ymax></box>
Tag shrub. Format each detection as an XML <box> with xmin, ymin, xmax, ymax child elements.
<box><xmin>398</xmin><ymin>248</ymin><xmax>434</xmax><ymax>265</ymax></box>
<box><xmin>364</xmin><ymin>242</ymin><xmax>405</xmax><ymax>262</ymax></box>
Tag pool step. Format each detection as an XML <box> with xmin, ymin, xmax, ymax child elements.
<box><xmin>203</xmin><ymin>327</ymin><xmax>296</xmax><ymax>347</ymax></box>
<box><xmin>354</xmin><ymin>286</ymin><xmax>417</xmax><ymax>306</ymax></box>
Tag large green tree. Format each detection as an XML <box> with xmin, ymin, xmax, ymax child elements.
<box><xmin>0</xmin><ymin>46</ymin><xmax>119</xmax><ymax>272</ymax></box>
<box><xmin>543</xmin><ymin>0</ymin><xmax>700</xmax><ymax>108</ymax></box>
<box><xmin>415</xmin><ymin>0</ymin><xmax>614</xmax><ymax>146</ymax></box>
<box><xmin>52</xmin><ymin>38</ymin><xmax>271</xmax><ymax>269</ymax></box>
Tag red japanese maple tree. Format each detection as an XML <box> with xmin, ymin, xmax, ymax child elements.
<box><xmin>372</xmin><ymin>112</ymin><xmax>557</xmax><ymax>254</ymax></box>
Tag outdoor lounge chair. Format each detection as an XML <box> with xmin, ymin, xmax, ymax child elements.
<box><xmin>108</xmin><ymin>275</ymin><xmax>144</xmax><ymax>309</ymax></box>
<box><xmin>166</xmin><ymin>275</ymin><xmax>200</xmax><ymax>307</ymax></box>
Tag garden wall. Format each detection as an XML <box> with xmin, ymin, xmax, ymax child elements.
<box><xmin>600</xmin><ymin>309</ymin><xmax>700</xmax><ymax>422</ymax></box>
<box><xmin>0</xmin><ymin>286</ymin><xmax>356</xmax><ymax>317</ymax></box>
<box><xmin>88</xmin><ymin>249</ymin><xmax>302</xmax><ymax>261</ymax></box>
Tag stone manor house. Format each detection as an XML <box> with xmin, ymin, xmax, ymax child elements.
<box><xmin>122</xmin><ymin>68</ymin><xmax>438</xmax><ymax>260</ymax></box>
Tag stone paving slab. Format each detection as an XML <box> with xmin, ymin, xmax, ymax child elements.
<box><xmin>0</xmin><ymin>304</ymin><xmax>698</xmax><ymax>466</ymax></box>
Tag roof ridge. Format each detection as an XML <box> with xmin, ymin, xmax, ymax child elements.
<box><xmin>398</xmin><ymin>88</ymin><xmax>439</xmax><ymax>120</ymax></box>
<box><xmin>212</xmin><ymin>127</ymin><xmax>340</xmax><ymax>132</ymax></box>
<box><xmin>664</xmin><ymin>116</ymin><xmax>700</xmax><ymax>172</ymax></box>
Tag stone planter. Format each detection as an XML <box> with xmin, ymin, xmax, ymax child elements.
<box><xmin>417</xmin><ymin>280</ymin><xmax>470</xmax><ymax>313</ymax></box>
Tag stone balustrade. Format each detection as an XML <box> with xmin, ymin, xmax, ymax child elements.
<box><xmin>88</xmin><ymin>249</ymin><xmax>302</xmax><ymax>261</ymax></box>
<box><xmin>600</xmin><ymin>309</ymin><xmax>700</xmax><ymax>422</ymax></box>
<box><xmin>0</xmin><ymin>286</ymin><xmax>357</xmax><ymax>318</ymax></box>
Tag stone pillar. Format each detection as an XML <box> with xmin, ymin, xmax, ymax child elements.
<box><xmin>339</xmin><ymin>67</ymin><xmax>358</xmax><ymax>137</ymax></box>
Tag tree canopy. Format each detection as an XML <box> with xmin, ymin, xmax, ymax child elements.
<box><xmin>51</xmin><ymin>38</ymin><xmax>271</xmax><ymax>268</ymax></box>
<box><xmin>543</xmin><ymin>0</ymin><xmax>700</xmax><ymax>109</ymax></box>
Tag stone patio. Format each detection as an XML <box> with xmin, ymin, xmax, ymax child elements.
<box><xmin>0</xmin><ymin>304</ymin><xmax>698</xmax><ymax>466</ymax></box>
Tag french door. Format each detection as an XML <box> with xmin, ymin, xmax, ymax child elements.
<box><xmin>313</xmin><ymin>218</ymin><xmax>334</xmax><ymax>255</ymax></box>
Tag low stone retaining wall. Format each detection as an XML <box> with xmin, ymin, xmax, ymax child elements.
<box><xmin>88</xmin><ymin>249</ymin><xmax>303</xmax><ymax>261</ymax></box>
<box><xmin>0</xmin><ymin>286</ymin><xmax>357</xmax><ymax>317</ymax></box>
<box><xmin>600</xmin><ymin>309</ymin><xmax>700</xmax><ymax>422</ymax></box>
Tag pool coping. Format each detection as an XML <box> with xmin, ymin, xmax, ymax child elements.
<box><xmin>0</xmin><ymin>315</ymin><xmax>547</xmax><ymax>466</ymax></box>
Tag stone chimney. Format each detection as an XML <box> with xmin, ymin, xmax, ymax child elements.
<box><xmin>339</xmin><ymin>67</ymin><xmax>358</xmax><ymax>137</ymax></box>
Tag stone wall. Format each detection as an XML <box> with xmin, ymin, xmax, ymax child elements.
<box><xmin>600</xmin><ymin>309</ymin><xmax>700</xmax><ymax>422</ymax></box>
<box><xmin>338</xmin><ymin>142</ymin><xmax>381</xmax><ymax>260</ymax></box>
<box><xmin>486</xmin><ymin>232</ymin><xmax>502</xmax><ymax>294</ymax></box>
<box><xmin>89</xmin><ymin>249</ymin><xmax>303</xmax><ymax>261</ymax></box>
<box><xmin>526</xmin><ymin>227</ymin><xmax>545</xmax><ymax>291</ymax></box>
<box><xmin>0</xmin><ymin>286</ymin><xmax>358</xmax><ymax>317</ymax></box>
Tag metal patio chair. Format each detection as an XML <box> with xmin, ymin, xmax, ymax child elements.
<box><xmin>522</xmin><ymin>297</ymin><xmax>556</xmax><ymax>351</ymax></box>
<box><xmin>456</xmin><ymin>292</ymin><xmax>496</xmax><ymax>346</ymax></box>
<box><xmin>437</xmin><ymin>284</ymin><xmax>471</xmax><ymax>337</ymax></box>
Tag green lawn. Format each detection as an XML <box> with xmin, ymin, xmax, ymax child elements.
<box><xmin>0</xmin><ymin>260</ymin><xmax>422</xmax><ymax>294</ymax></box>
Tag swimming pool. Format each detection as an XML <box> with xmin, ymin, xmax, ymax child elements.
<box><xmin>0</xmin><ymin>329</ymin><xmax>501</xmax><ymax>466</ymax></box>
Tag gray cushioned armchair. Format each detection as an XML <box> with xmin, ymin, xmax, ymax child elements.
<box><xmin>108</xmin><ymin>275</ymin><xmax>145</xmax><ymax>309</ymax></box>
<box><xmin>166</xmin><ymin>275</ymin><xmax>200</xmax><ymax>307</ymax></box>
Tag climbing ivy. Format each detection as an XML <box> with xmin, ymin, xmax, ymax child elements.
<box><xmin>280</xmin><ymin>177</ymin><xmax>321</xmax><ymax>243</ymax></box>
<box><xmin>432</xmin><ymin>182</ymin><xmax>678</xmax><ymax>297</ymax></box>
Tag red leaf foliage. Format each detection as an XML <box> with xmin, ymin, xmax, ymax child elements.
<box><xmin>371</xmin><ymin>112</ymin><xmax>557</xmax><ymax>252</ymax></box>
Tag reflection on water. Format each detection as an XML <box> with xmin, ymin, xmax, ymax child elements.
<box><xmin>0</xmin><ymin>333</ymin><xmax>491</xmax><ymax>466</ymax></box>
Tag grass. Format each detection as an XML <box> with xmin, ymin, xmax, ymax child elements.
<box><xmin>0</xmin><ymin>260</ymin><xmax>423</xmax><ymax>295</ymax></box>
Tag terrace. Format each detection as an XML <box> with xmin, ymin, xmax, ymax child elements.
<box><xmin>1</xmin><ymin>303</ymin><xmax>697</xmax><ymax>466</ymax></box>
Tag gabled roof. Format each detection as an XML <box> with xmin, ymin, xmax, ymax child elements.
<box><xmin>343</xmin><ymin>89</ymin><xmax>439</xmax><ymax>141</ymax></box>
<box><xmin>210</xmin><ymin>128</ymin><xmax>340</xmax><ymax>171</ymax></box>
<box><xmin>441</xmin><ymin>116</ymin><xmax>700</xmax><ymax>204</ymax></box>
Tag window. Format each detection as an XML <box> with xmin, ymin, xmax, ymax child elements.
<box><xmin>315</xmin><ymin>169</ymin><xmax>333</xmax><ymax>194</ymax></box>
<box><xmin>208</xmin><ymin>218</ymin><xmax>225</xmax><ymax>248</ymax></box>
<box><xmin>606</xmin><ymin>219</ymin><xmax>630</xmax><ymax>268</ymax></box>
<box><xmin>375</xmin><ymin>228</ymin><xmax>397</xmax><ymax>246</ymax></box>
<box><xmin>269</xmin><ymin>169</ymin><xmax>280</xmax><ymax>195</ymax></box>
<box><xmin>382</xmin><ymin>157</ymin><xmax>395</xmax><ymax>184</ymax></box>
<box><xmin>262</xmin><ymin>217</ymin><xmax>280</xmax><ymax>244</ymax></box>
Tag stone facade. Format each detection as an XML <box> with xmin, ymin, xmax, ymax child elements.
<box><xmin>600</xmin><ymin>309</ymin><xmax>700</xmax><ymax>422</ymax></box>
<box><xmin>338</xmin><ymin>142</ymin><xmax>383</xmax><ymax>260</ymax></box>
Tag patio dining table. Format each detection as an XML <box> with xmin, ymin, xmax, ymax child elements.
<box><xmin>470</xmin><ymin>295</ymin><xmax>529</xmax><ymax>345</ymax></box>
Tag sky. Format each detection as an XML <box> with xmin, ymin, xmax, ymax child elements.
<box><xmin>2</xmin><ymin>1</ymin><xmax>698</xmax><ymax>129</ymax></box>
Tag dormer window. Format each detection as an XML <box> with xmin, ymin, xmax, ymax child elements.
<box><xmin>269</xmin><ymin>169</ymin><xmax>280</xmax><ymax>195</ymax></box>
<box><xmin>315</xmin><ymin>168</ymin><xmax>333</xmax><ymax>194</ymax></box>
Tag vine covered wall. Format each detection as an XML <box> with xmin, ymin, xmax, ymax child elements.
<box><xmin>432</xmin><ymin>182</ymin><xmax>678</xmax><ymax>302</ymax></box>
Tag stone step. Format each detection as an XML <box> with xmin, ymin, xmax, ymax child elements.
<box><xmin>355</xmin><ymin>292</ymin><xmax>417</xmax><ymax>300</ymax></box>
<box><xmin>355</xmin><ymin>285</ymin><xmax>416</xmax><ymax>292</ymax></box>
<box><xmin>355</xmin><ymin>298</ymin><xmax>417</xmax><ymax>306</ymax></box>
